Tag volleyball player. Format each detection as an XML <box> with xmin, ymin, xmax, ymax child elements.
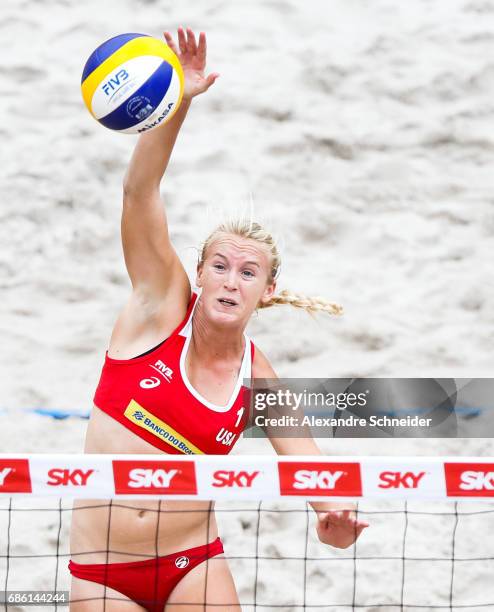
<box><xmin>68</xmin><ymin>27</ymin><xmax>368</xmax><ymax>611</ymax></box>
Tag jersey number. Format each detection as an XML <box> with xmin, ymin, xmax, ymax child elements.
<box><xmin>235</xmin><ymin>407</ymin><xmax>245</xmax><ymax>428</ymax></box>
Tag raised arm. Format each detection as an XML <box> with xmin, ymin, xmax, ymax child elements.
<box><xmin>121</xmin><ymin>28</ymin><xmax>218</xmax><ymax>309</ymax></box>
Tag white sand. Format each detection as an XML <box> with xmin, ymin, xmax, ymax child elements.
<box><xmin>1</xmin><ymin>0</ymin><xmax>494</xmax><ymax>609</ymax></box>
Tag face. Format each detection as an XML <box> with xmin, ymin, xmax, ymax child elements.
<box><xmin>196</xmin><ymin>233</ymin><xmax>276</xmax><ymax>326</ymax></box>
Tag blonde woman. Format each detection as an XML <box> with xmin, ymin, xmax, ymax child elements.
<box><xmin>69</xmin><ymin>27</ymin><xmax>368</xmax><ymax>612</ymax></box>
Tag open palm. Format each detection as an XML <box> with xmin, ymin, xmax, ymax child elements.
<box><xmin>316</xmin><ymin>509</ymin><xmax>369</xmax><ymax>549</ymax></box>
<box><xmin>164</xmin><ymin>27</ymin><xmax>219</xmax><ymax>101</ymax></box>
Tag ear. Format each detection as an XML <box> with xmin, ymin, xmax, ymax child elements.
<box><xmin>260</xmin><ymin>281</ymin><xmax>276</xmax><ymax>304</ymax></box>
<box><xmin>195</xmin><ymin>262</ymin><xmax>203</xmax><ymax>287</ymax></box>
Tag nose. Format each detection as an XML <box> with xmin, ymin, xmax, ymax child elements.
<box><xmin>224</xmin><ymin>268</ymin><xmax>238</xmax><ymax>291</ymax></box>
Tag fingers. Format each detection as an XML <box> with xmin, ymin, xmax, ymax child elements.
<box><xmin>327</xmin><ymin>511</ymin><xmax>354</xmax><ymax>526</ymax></box>
<box><xmin>319</xmin><ymin>510</ymin><xmax>351</xmax><ymax>522</ymax></box>
<box><xmin>197</xmin><ymin>31</ymin><xmax>207</xmax><ymax>62</ymax></box>
<box><xmin>319</xmin><ymin>510</ymin><xmax>369</xmax><ymax>530</ymax></box>
<box><xmin>178</xmin><ymin>26</ymin><xmax>187</xmax><ymax>55</ymax></box>
<box><xmin>205</xmin><ymin>72</ymin><xmax>220</xmax><ymax>89</ymax></box>
<box><xmin>174</xmin><ymin>27</ymin><xmax>204</xmax><ymax>60</ymax></box>
<box><xmin>186</xmin><ymin>27</ymin><xmax>197</xmax><ymax>55</ymax></box>
<box><xmin>355</xmin><ymin>523</ymin><xmax>369</xmax><ymax>537</ymax></box>
<box><xmin>163</xmin><ymin>31</ymin><xmax>179</xmax><ymax>56</ymax></box>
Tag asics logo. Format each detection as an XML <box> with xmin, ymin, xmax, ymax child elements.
<box><xmin>175</xmin><ymin>556</ymin><xmax>189</xmax><ymax>568</ymax></box>
<box><xmin>139</xmin><ymin>377</ymin><xmax>161</xmax><ymax>389</ymax></box>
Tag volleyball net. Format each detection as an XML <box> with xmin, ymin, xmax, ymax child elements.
<box><xmin>1</xmin><ymin>454</ymin><xmax>494</xmax><ymax>610</ymax></box>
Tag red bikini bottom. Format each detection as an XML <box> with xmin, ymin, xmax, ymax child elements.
<box><xmin>68</xmin><ymin>537</ymin><xmax>224</xmax><ymax>612</ymax></box>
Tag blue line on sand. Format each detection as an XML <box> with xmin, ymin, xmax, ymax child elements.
<box><xmin>28</xmin><ymin>408</ymin><xmax>90</xmax><ymax>420</ymax></box>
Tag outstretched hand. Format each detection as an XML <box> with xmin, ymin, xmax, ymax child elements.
<box><xmin>164</xmin><ymin>27</ymin><xmax>219</xmax><ymax>101</ymax></box>
<box><xmin>316</xmin><ymin>509</ymin><xmax>369</xmax><ymax>549</ymax></box>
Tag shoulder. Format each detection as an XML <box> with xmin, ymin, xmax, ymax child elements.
<box><xmin>252</xmin><ymin>344</ymin><xmax>278</xmax><ymax>379</ymax></box>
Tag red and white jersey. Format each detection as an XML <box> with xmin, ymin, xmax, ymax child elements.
<box><xmin>93</xmin><ymin>291</ymin><xmax>254</xmax><ymax>455</ymax></box>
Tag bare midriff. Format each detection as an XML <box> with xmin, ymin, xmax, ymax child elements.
<box><xmin>69</xmin><ymin>405</ymin><xmax>217</xmax><ymax>564</ymax></box>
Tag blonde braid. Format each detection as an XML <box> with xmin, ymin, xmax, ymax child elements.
<box><xmin>258</xmin><ymin>290</ymin><xmax>343</xmax><ymax>316</ymax></box>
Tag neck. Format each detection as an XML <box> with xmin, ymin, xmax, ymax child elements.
<box><xmin>191</xmin><ymin>298</ymin><xmax>245</xmax><ymax>362</ymax></box>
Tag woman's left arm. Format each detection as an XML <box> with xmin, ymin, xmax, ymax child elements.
<box><xmin>252</xmin><ymin>347</ymin><xmax>369</xmax><ymax>549</ymax></box>
<box><xmin>269</xmin><ymin>435</ymin><xmax>369</xmax><ymax>549</ymax></box>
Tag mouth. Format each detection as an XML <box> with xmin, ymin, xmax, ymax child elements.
<box><xmin>217</xmin><ymin>297</ymin><xmax>238</xmax><ymax>308</ymax></box>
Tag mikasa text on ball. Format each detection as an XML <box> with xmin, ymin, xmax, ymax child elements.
<box><xmin>81</xmin><ymin>33</ymin><xmax>184</xmax><ymax>134</ymax></box>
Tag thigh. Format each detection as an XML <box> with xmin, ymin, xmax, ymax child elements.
<box><xmin>69</xmin><ymin>575</ymin><xmax>147</xmax><ymax>612</ymax></box>
<box><xmin>165</xmin><ymin>555</ymin><xmax>241</xmax><ymax>612</ymax></box>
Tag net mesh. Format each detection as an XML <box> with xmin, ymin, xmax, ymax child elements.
<box><xmin>1</xmin><ymin>497</ymin><xmax>494</xmax><ymax>611</ymax></box>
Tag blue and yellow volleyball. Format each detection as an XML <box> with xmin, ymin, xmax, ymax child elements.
<box><xmin>81</xmin><ymin>33</ymin><xmax>184</xmax><ymax>134</ymax></box>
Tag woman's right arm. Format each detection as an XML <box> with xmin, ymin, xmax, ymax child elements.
<box><xmin>120</xmin><ymin>28</ymin><xmax>218</xmax><ymax>318</ymax></box>
<box><xmin>121</xmin><ymin>98</ymin><xmax>192</xmax><ymax>313</ymax></box>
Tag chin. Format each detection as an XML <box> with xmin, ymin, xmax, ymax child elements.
<box><xmin>210</xmin><ymin>308</ymin><xmax>240</xmax><ymax>324</ymax></box>
<box><xmin>210</xmin><ymin>303</ymin><xmax>252</xmax><ymax>326</ymax></box>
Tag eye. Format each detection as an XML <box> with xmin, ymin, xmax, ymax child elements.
<box><xmin>213</xmin><ymin>263</ymin><xmax>225</xmax><ymax>271</ymax></box>
<box><xmin>242</xmin><ymin>270</ymin><xmax>255</xmax><ymax>278</ymax></box>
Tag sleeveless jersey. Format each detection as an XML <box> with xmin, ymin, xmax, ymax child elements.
<box><xmin>93</xmin><ymin>291</ymin><xmax>254</xmax><ymax>455</ymax></box>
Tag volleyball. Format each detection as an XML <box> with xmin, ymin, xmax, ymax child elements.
<box><xmin>81</xmin><ymin>33</ymin><xmax>184</xmax><ymax>134</ymax></box>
